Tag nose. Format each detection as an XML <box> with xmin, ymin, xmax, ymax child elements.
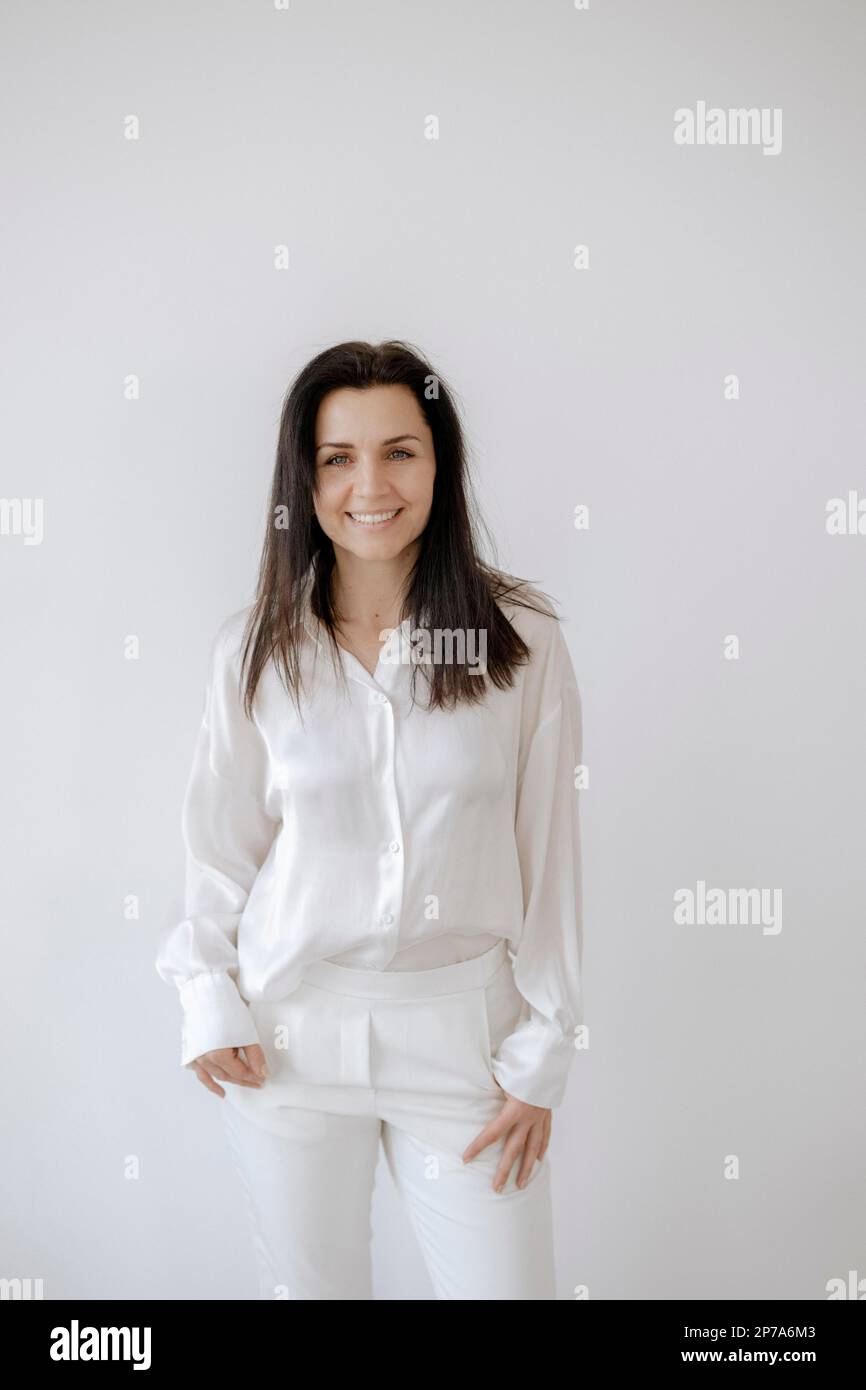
<box><xmin>350</xmin><ymin>454</ymin><xmax>395</xmax><ymax>501</ymax></box>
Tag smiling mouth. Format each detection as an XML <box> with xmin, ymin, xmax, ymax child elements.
<box><xmin>346</xmin><ymin>508</ymin><xmax>404</xmax><ymax>527</ymax></box>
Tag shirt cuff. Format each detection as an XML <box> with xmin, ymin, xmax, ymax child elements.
<box><xmin>177</xmin><ymin>972</ymin><xmax>261</xmax><ymax>1068</ymax></box>
<box><xmin>491</xmin><ymin>1014</ymin><xmax>577</xmax><ymax>1109</ymax></box>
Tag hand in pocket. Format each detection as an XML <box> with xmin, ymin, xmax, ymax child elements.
<box><xmin>190</xmin><ymin>1045</ymin><xmax>269</xmax><ymax>1098</ymax></box>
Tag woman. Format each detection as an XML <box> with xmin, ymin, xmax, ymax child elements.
<box><xmin>155</xmin><ymin>339</ymin><xmax>584</xmax><ymax>1300</ymax></box>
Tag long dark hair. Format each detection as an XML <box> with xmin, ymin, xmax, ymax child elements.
<box><xmin>239</xmin><ymin>339</ymin><xmax>558</xmax><ymax>718</ymax></box>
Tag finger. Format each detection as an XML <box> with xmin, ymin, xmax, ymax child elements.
<box><xmin>217</xmin><ymin>1052</ymin><xmax>265</xmax><ymax>1085</ymax></box>
<box><xmin>461</xmin><ymin>1110</ymin><xmax>510</xmax><ymax>1164</ymax></box>
<box><xmin>537</xmin><ymin>1112</ymin><xmax>552</xmax><ymax>1162</ymax></box>
<box><xmin>192</xmin><ymin>1063</ymin><xmax>225</xmax><ymax>1099</ymax></box>
<box><xmin>515</xmin><ymin>1125</ymin><xmax>544</xmax><ymax>1188</ymax></box>
<box><xmin>492</xmin><ymin>1127</ymin><xmax>531</xmax><ymax>1193</ymax></box>
<box><xmin>536</xmin><ymin>1110</ymin><xmax>551</xmax><ymax>1158</ymax></box>
<box><xmin>202</xmin><ymin>1060</ymin><xmax>263</xmax><ymax>1089</ymax></box>
<box><xmin>241</xmin><ymin>1043</ymin><xmax>269</xmax><ymax>1079</ymax></box>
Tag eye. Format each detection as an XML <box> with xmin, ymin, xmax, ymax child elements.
<box><xmin>322</xmin><ymin>449</ymin><xmax>413</xmax><ymax>467</ymax></box>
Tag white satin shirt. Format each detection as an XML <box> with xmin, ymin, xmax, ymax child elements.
<box><xmin>155</xmin><ymin>575</ymin><xmax>584</xmax><ymax>1108</ymax></box>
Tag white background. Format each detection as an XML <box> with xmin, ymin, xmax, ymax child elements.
<box><xmin>1</xmin><ymin>0</ymin><xmax>863</xmax><ymax>1299</ymax></box>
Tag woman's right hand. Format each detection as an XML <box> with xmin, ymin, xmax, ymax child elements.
<box><xmin>190</xmin><ymin>1045</ymin><xmax>268</xmax><ymax>1098</ymax></box>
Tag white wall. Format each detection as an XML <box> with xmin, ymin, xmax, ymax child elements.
<box><xmin>1</xmin><ymin>0</ymin><xmax>863</xmax><ymax>1299</ymax></box>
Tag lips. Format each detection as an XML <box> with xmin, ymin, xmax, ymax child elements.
<box><xmin>346</xmin><ymin>508</ymin><xmax>404</xmax><ymax>527</ymax></box>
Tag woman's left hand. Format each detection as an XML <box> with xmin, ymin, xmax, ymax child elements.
<box><xmin>462</xmin><ymin>1091</ymin><xmax>552</xmax><ymax>1192</ymax></box>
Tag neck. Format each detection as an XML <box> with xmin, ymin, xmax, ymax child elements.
<box><xmin>329</xmin><ymin>546</ymin><xmax>417</xmax><ymax>628</ymax></box>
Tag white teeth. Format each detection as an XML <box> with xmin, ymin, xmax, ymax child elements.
<box><xmin>348</xmin><ymin>509</ymin><xmax>401</xmax><ymax>524</ymax></box>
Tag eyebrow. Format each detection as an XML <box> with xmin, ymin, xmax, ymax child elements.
<box><xmin>315</xmin><ymin>434</ymin><xmax>423</xmax><ymax>453</ymax></box>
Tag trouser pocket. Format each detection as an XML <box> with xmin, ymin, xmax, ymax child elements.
<box><xmin>251</xmin><ymin>983</ymin><xmax>348</xmax><ymax>1086</ymax></box>
<box><xmin>395</xmin><ymin>963</ymin><xmax>526</xmax><ymax>1095</ymax></box>
<box><xmin>478</xmin><ymin>960</ymin><xmax>527</xmax><ymax>1082</ymax></box>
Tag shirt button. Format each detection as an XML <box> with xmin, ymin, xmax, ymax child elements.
<box><xmin>381</xmin><ymin>912</ymin><xmax>393</xmax><ymax>925</ymax></box>
<box><xmin>389</xmin><ymin>840</ymin><xmax>400</xmax><ymax>854</ymax></box>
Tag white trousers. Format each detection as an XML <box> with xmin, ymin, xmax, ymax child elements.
<box><xmin>221</xmin><ymin>940</ymin><xmax>556</xmax><ymax>1300</ymax></box>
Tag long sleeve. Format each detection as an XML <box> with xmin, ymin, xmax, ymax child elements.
<box><xmin>155</xmin><ymin>617</ymin><xmax>281</xmax><ymax>1067</ymax></box>
<box><xmin>491</xmin><ymin>624</ymin><xmax>584</xmax><ymax>1108</ymax></box>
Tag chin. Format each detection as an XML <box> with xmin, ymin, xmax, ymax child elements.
<box><xmin>344</xmin><ymin>534</ymin><xmax>405</xmax><ymax>557</ymax></box>
<box><xmin>340</xmin><ymin>515</ymin><xmax>408</xmax><ymax>543</ymax></box>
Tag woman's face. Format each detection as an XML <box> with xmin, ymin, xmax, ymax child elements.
<box><xmin>313</xmin><ymin>384</ymin><xmax>436</xmax><ymax>564</ymax></box>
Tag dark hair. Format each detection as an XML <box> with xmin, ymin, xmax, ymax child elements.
<box><xmin>240</xmin><ymin>339</ymin><xmax>558</xmax><ymax>718</ymax></box>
